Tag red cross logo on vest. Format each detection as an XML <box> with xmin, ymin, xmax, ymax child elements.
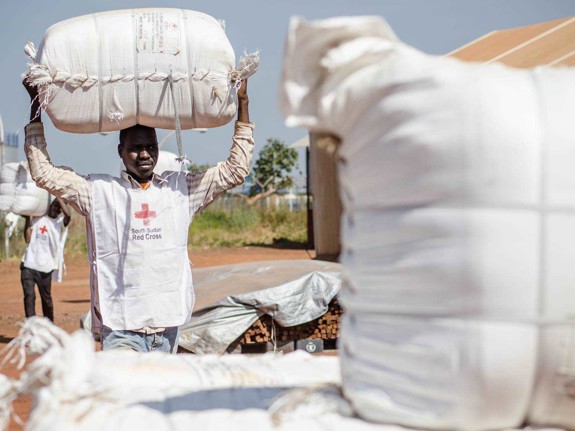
<box><xmin>39</xmin><ymin>225</ymin><xmax>48</xmax><ymax>234</ymax></box>
<box><xmin>134</xmin><ymin>203</ymin><xmax>156</xmax><ymax>226</ymax></box>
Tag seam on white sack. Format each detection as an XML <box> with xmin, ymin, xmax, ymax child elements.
<box><xmin>92</xmin><ymin>13</ymin><xmax>104</xmax><ymax>133</ymax></box>
<box><xmin>132</xmin><ymin>9</ymin><xmax>140</xmax><ymax>125</ymax></box>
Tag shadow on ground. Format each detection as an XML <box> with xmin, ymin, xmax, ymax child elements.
<box><xmin>247</xmin><ymin>238</ymin><xmax>310</xmax><ymax>250</ymax></box>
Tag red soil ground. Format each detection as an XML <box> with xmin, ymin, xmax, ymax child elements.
<box><xmin>0</xmin><ymin>246</ymin><xmax>315</xmax><ymax>431</ymax></box>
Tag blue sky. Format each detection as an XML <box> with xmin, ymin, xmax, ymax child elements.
<box><xmin>1</xmin><ymin>0</ymin><xmax>574</xmax><ymax>175</ymax></box>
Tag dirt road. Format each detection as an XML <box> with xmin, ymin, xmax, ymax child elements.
<box><xmin>0</xmin><ymin>246</ymin><xmax>314</xmax><ymax>430</ymax></box>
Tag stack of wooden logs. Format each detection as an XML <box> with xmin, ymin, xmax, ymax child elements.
<box><xmin>235</xmin><ymin>298</ymin><xmax>342</xmax><ymax>346</ymax></box>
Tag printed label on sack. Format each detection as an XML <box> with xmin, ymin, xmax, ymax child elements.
<box><xmin>136</xmin><ymin>12</ymin><xmax>180</xmax><ymax>55</ymax></box>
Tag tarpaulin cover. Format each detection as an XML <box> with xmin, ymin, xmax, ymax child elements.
<box><xmin>279</xmin><ymin>15</ymin><xmax>575</xmax><ymax>431</ymax></box>
<box><xmin>178</xmin><ymin>259</ymin><xmax>343</xmax><ymax>354</ymax></box>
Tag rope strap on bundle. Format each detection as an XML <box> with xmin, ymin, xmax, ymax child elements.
<box><xmin>24</xmin><ymin>42</ymin><xmax>259</xmax><ymax>90</ymax></box>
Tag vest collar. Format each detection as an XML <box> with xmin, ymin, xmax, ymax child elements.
<box><xmin>120</xmin><ymin>170</ymin><xmax>169</xmax><ymax>189</ymax></box>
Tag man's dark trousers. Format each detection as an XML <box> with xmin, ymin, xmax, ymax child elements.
<box><xmin>20</xmin><ymin>263</ymin><xmax>54</xmax><ymax>322</ymax></box>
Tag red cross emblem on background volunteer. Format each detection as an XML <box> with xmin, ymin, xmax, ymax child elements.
<box><xmin>39</xmin><ymin>225</ymin><xmax>48</xmax><ymax>234</ymax></box>
<box><xmin>134</xmin><ymin>203</ymin><xmax>156</xmax><ymax>226</ymax></box>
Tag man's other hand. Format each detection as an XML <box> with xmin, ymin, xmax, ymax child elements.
<box><xmin>237</xmin><ymin>79</ymin><xmax>249</xmax><ymax>123</ymax></box>
<box><xmin>22</xmin><ymin>78</ymin><xmax>41</xmax><ymax>123</ymax></box>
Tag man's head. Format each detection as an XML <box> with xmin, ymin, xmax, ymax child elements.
<box><xmin>47</xmin><ymin>199</ymin><xmax>62</xmax><ymax>219</ymax></box>
<box><xmin>118</xmin><ymin>125</ymin><xmax>159</xmax><ymax>183</ymax></box>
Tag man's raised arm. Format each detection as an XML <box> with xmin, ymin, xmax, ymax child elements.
<box><xmin>187</xmin><ymin>78</ymin><xmax>255</xmax><ymax>215</ymax></box>
<box><xmin>23</xmin><ymin>79</ymin><xmax>92</xmax><ymax>216</ymax></box>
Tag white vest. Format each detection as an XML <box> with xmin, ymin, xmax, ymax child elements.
<box><xmin>23</xmin><ymin>215</ymin><xmax>65</xmax><ymax>273</ymax></box>
<box><xmin>90</xmin><ymin>173</ymin><xmax>193</xmax><ymax>331</ymax></box>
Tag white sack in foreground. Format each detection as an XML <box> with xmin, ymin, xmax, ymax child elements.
<box><xmin>0</xmin><ymin>318</ymin><xmax>341</xmax><ymax>431</ymax></box>
<box><xmin>24</xmin><ymin>8</ymin><xmax>259</xmax><ymax>133</ymax></box>
<box><xmin>0</xmin><ymin>162</ymin><xmax>51</xmax><ymax>216</ymax></box>
<box><xmin>279</xmin><ymin>15</ymin><xmax>575</xmax><ymax>431</ymax></box>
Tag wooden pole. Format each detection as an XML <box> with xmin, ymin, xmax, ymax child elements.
<box><xmin>309</xmin><ymin>133</ymin><xmax>342</xmax><ymax>261</ymax></box>
<box><xmin>305</xmin><ymin>147</ymin><xmax>314</xmax><ymax>249</ymax></box>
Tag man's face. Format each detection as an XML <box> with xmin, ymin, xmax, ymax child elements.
<box><xmin>47</xmin><ymin>200</ymin><xmax>62</xmax><ymax>219</ymax></box>
<box><xmin>118</xmin><ymin>128</ymin><xmax>159</xmax><ymax>181</ymax></box>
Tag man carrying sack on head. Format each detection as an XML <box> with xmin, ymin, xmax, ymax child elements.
<box><xmin>23</xmin><ymin>78</ymin><xmax>254</xmax><ymax>353</ymax></box>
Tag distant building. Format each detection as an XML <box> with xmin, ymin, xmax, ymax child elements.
<box><xmin>2</xmin><ymin>132</ymin><xmax>19</xmax><ymax>165</ymax></box>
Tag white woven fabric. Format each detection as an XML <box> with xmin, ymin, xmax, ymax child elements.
<box><xmin>24</xmin><ymin>8</ymin><xmax>259</xmax><ymax>133</ymax></box>
<box><xmin>280</xmin><ymin>15</ymin><xmax>575</xmax><ymax>431</ymax></box>
<box><xmin>2</xmin><ymin>320</ymin><xmax>570</xmax><ymax>431</ymax></box>
<box><xmin>0</xmin><ymin>162</ymin><xmax>51</xmax><ymax>216</ymax></box>
<box><xmin>0</xmin><ymin>319</ymin><xmax>341</xmax><ymax>431</ymax></box>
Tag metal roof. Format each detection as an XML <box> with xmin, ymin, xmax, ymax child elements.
<box><xmin>448</xmin><ymin>16</ymin><xmax>575</xmax><ymax>68</ymax></box>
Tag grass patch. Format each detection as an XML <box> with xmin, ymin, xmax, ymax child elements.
<box><xmin>189</xmin><ymin>205</ymin><xmax>307</xmax><ymax>248</ymax></box>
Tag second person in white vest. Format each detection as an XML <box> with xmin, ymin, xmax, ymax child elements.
<box><xmin>23</xmin><ymin>79</ymin><xmax>255</xmax><ymax>353</ymax></box>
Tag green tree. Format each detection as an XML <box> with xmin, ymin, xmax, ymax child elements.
<box><xmin>246</xmin><ymin>138</ymin><xmax>298</xmax><ymax>204</ymax></box>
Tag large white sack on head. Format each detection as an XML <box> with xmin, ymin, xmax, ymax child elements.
<box><xmin>24</xmin><ymin>8</ymin><xmax>259</xmax><ymax>133</ymax></box>
<box><xmin>0</xmin><ymin>162</ymin><xmax>51</xmax><ymax>216</ymax></box>
<box><xmin>280</xmin><ymin>16</ymin><xmax>575</xmax><ymax>431</ymax></box>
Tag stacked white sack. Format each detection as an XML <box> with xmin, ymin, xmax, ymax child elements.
<box><xmin>279</xmin><ymin>16</ymin><xmax>575</xmax><ymax>431</ymax></box>
<box><xmin>0</xmin><ymin>318</ymin><xmax>341</xmax><ymax>431</ymax></box>
<box><xmin>24</xmin><ymin>8</ymin><xmax>259</xmax><ymax>133</ymax></box>
<box><xmin>0</xmin><ymin>162</ymin><xmax>51</xmax><ymax>216</ymax></box>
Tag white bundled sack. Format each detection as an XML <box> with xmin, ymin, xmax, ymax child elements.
<box><xmin>0</xmin><ymin>162</ymin><xmax>51</xmax><ymax>216</ymax></box>
<box><xmin>0</xmin><ymin>318</ymin><xmax>340</xmax><ymax>431</ymax></box>
<box><xmin>280</xmin><ymin>16</ymin><xmax>575</xmax><ymax>431</ymax></box>
<box><xmin>24</xmin><ymin>8</ymin><xmax>259</xmax><ymax>133</ymax></box>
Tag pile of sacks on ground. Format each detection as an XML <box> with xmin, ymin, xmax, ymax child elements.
<box><xmin>0</xmin><ymin>161</ymin><xmax>51</xmax><ymax>217</ymax></box>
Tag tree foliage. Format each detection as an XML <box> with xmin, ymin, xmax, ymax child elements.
<box><xmin>249</xmin><ymin>138</ymin><xmax>298</xmax><ymax>200</ymax></box>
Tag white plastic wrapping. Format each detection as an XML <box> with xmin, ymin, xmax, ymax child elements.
<box><xmin>0</xmin><ymin>162</ymin><xmax>51</xmax><ymax>216</ymax></box>
<box><xmin>279</xmin><ymin>15</ymin><xmax>575</xmax><ymax>431</ymax></box>
<box><xmin>24</xmin><ymin>8</ymin><xmax>259</xmax><ymax>133</ymax></box>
